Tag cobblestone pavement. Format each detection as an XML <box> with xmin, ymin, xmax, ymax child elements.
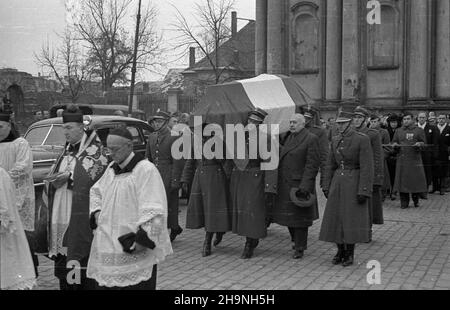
<box><xmin>35</xmin><ymin>189</ymin><xmax>450</xmax><ymax>290</ymax></box>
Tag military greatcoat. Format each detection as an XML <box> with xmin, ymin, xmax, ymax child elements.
<box><xmin>319</xmin><ymin>129</ymin><xmax>373</xmax><ymax>244</ymax></box>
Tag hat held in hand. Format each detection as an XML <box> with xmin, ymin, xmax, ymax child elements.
<box><xmin>290</xmin><ymin>187</ymin><xmax>316</xmax><ymax>208</ymax></box>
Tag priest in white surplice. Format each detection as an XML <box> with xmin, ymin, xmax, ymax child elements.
<box><xmin>87</xmin><ymin>127</ymin><xmax>173</xmax><ymax>290</ymax></box>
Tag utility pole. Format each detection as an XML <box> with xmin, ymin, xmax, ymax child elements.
<box><xmin>128</xmin><ymin>0</ymin><xmax>142</xmax><ymax>117</ymax></box>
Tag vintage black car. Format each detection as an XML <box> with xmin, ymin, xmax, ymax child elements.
<box><xmin>24</xmin><ymin>115</ymin><xmax>153</xmax><ymax>192</ymax></box>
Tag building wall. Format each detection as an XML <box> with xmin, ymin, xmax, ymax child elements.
<box><xmin>257</xmin><ymin>0</ymin><xmax>450</xmax><ymax>112</ymax></box>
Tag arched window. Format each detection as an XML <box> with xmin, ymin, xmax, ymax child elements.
<box><xmin>368</xmin><ymin>2</ymin><xmax>400</xmax><ymax>69</ymax></box>
<box><xmin>291</xmin><ymin>2</ymin><xmax>320</xmax><ymax>74</ymax></box>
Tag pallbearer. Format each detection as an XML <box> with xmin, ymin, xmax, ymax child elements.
<box><xmin>320</xmin><ymin>108</ymin><xmax>373</xmax><ymax>267</ymax></box>
<box><xmin>181</xmin><ymin>123</ymin><xmax>232</xmax><ymax>257</ymax></box>
<box><xmin>230</xmin><ymin>108</ymin><xmax>278</xmax><ymax>259</ymax></box>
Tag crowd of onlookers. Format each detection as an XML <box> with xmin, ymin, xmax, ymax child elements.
<box><xmin>322</xmin><ymin>111</ymin><xmax>450</xmax><ymax>200</ymax></box>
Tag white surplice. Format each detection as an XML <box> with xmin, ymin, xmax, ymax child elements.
<box><xmin>0</xmin><ymin>138</ymin><xmax>35</xmax><ymax>231</ymax></box>
<box><xmin>87</xmin><ymin>157</ymin><xmax>173</xmax><ymax>288</ymax></box>
<box><xmin>0</xmin><ymin>168</ymin><xmax>36</xmax><ymax>290</ymax></box>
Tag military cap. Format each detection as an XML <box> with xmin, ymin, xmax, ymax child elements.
<box><xmin>62</xmin><ymin>105</ymin><xmax>84</xmax><ymax>124</ymax></box>
<box><xmin>353</xmin><ymin>106</ymin><xmax>370</xmax><ymax>118</ymax></box>
<box><xmin>248</xmin><ymin>108</ymin><xmax>268</xmax><ymax>123</ymax></box>
<box><xmin>152</xmin><ymin>109</ymin><xmax>171</xmax><ymax>121</ymax></box>
<box><xmin>303</xmin><ymin>106</ymin><xmax>319</xmax><ymax>119</ymax></box>
<box><xmin>335</xmin><ymin>107</ymin><xmax>354</xmax><ymax>123</ymax></box>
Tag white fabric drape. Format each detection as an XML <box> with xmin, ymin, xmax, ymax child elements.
<box><xmin>0</xmin><ymin>168</ymin><xmax>36</xmax><ymax>290</ymax></box>
<box><xmin>48</xmin><ymin>155</ymin><xmax>76</xmax><ymax>257</ymax></box>
<box><xmin>0</xmin><ymin>138</ymin><xmax>35</xmax><ymax>231</ymax></box>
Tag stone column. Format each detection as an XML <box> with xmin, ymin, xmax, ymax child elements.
<box><xmin>267</xmin><ymin>0</ymin><xmax>283</xmax><ymax>74</ymax></box>
<box><xmin>255</xmin><ymin>0</ymin><xmax>268</xmax><ymax>75</ymax></box>
<box><xmin>326</xmin><ymin>0</ymin><xmax>343</xmax><ymax>100</ymax></box>
<box><xmin>341</xmin><ymin>0</ymin><xmax>359</xmax><ymax>99</ymax></box>
<box><xmin>435</xmin><ymin>0</ymin><xmax>450</xmax><ymax>97</ymax></box>
<box><xmin>408</xmin><ymin>0</ymin><xmax>429</xmax><ymax>98</ymax></box>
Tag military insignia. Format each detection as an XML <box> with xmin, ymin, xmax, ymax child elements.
<box><xmin>406</xmin><ymin>133</ymin><xmax>414</xmax><ymax>141</ymax></box>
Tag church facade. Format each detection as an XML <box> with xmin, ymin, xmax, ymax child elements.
<box><xmin>255</xmin><ymin>0</ymin><xmax>450</xmax><ymax>114</ymax></box>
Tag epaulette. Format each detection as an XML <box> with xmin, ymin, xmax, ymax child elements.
<box><xmin>355</xmin><ymin>131</ymin><xmax>367</xmax><ymax>137</ymax></box>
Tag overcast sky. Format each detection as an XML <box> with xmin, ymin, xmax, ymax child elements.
<box><xmin>0</xmin><ymin>0</ymin><xmax>255</xmax><ymax>81</ymax></box>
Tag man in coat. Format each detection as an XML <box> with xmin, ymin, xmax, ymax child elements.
<box><xmin>146</xmin><ymin>110</ymin><xmax>184</xmax><ymax>242</ymax></box>
<box><xmin>353</xmin><ymin>106</ymin><xmax>384</xmax><ymax>241</ymax></box>
<box><xmin>392</xmin><ymin>113</ymin><xmax>427</xmax><ymax>208</ymax></box>
<box><xmin>304</xmin><ymin>107</ymin><xmax>329</xmax><ymax>191</ymax></box>
<box><xmin>319</xmin><ymin>108</ymin><xmax>373</xmax><ymax>267</ymax></box>
<box><xmin>230</xmin><ymin>108</ymin><xmax>278</xmax><ymax>259</ymax></box>
<box><xmin>417</xmin><ymin>112</ymin><xmax>439</xmax><ymax>194</ymax></box>
<box><xmin>369</xmin><ymin>114</ymin><xmax>391</xmax><ymax>201</ymax></box>
<box><xmin>43</xmin><ymin>105</ymin><xmax>109</xmax><ymax>290</ymax></box>
<box><xmin>271</xmin><ymin>114</ymin><xmax>320</xmax><ymax>259</ymax></box>
<box><xmin>434</xmin><ymin>115</ymin><xmax>450</xmax><ymax>195</ymax></box>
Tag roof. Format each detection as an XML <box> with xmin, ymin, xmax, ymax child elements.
<box><xmin>187</xmin><ymin>21</ymin><xmax>255</xmax><ymax>73</ymax></box>
<box><xmin>50</xmin><ymin>103</ymin><xmax>145</xmax><ymax>113</ymax></box>
<box><xmin>30</xmin><ymin>115</ymin><xmax>148</xmax><ymax>127</ymax></box>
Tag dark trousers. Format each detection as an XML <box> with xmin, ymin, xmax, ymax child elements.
<box><xmin>96</xmin><ymin>265</ymin><xmax>157</xmax><ymax>290</ymax></box>
<box><xmin>400</xmin><ymin>193</ymin><xmax>419</xmax><ymax>208</ymax></box>
<box><xmin>55</xmin><ymin>255</ymin><xmax>97</xmax><ymax>291</ymax></box>
<box><xmin>288</xmin><ymin>227</ymin><xmax>308</xmax><ymax>250</ymax></box>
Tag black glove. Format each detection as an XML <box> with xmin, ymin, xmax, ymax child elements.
<box><xmin>265</xmin><ymin>193</ymin><xmax>275</xmax><ymax>207</ymax></box>
<box><xmin>296</xmin><ymin>189</ymin><xmax>310</xmax><ymax>200</ymax></box>
<box><xmin>118</xmin><ymin>232</ymin><xmax>137</xmax><ymax>254</ymax></box>
<box><xmin>90</xmin><ymin>211</ymin><xmax>100</xmax><ymax>230</ymax></box>
<box><xmin>357</xmin><ymin>195</ymin><xmax>368</xmax><ymax>204</ymax></box>
<box><xmin>323</xmin><ymin>190</ymin><xmax>329</xmax><ymax>199</ymax></box>
<box><xmin>135</xmin><ymin>227</ymin><xmax>156</xmax><ymax>250</ymax></box>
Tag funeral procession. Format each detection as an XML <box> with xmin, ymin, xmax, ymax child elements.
<box><xmin>1</xmin><ymin>0</ymin><xmax>450</xmax><ymax>293</ymax></box>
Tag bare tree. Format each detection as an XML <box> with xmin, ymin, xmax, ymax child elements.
<box><xmin>35</xmin><ymin>28</ymin><xmax>90</xmax><ymax>102</ymax></box>
<box><xmin>74</xmin><ymin>0</ymin><xmax>163</xmax><ymax>91</ymax></box>
<box><xmin>170</xmin><ymin>0</ymin><xmax>236</xmax><ymax>84</ymax></box>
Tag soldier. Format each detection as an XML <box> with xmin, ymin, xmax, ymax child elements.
<box><xmin>271</xmin><ymin>114</ymin><xmax>320</xmax><ymax>259</ymax></box>
<box><xmin>353</xmin><ymin>106</ymin><xmax>384</xmax><ymax>241</ymax></box>
<box><xmin>181</xmin><ymin>124</ymin><xmax>231</xmax><ymax>257</ymax></box>
<box><xmin>369</xmin><ymin>114</ymin><xmax>391</xmax><ymax>201</ymax></box>
<box><xmin>146</xmin><ymin>110</ymin><xmax>184</xmax><ymax>242</ymax></box>
<box><xmin>230</xmin><ymin>108</ymin><xmax>278</xmax><ymax>259</ymax></box>
<box><xmin>417</xmin><ymin>112</ymin><xmax>439</xmax><ymax>194</ymax></box>
<box><xmin>319</xmin><ymin>108</ymin><xmax>373</xmax><ymax>267</ymax></box>
<box><xmin>392</xmin><ymin>113</ymin><xmax>427</xmax><ymax>209</ymax></box>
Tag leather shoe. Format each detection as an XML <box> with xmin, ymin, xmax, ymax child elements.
<box><xmin>440</xmin><ymin>190</ymin><xmax>445</xmax><ymax>196</ymax></box>
<box><xmin>293</xmin><ymin>249</ymin><xmax>304</xmax><ymax>259</ymax></box>
<box><xmin>400</xmin><ymin>204</ymin><xmax>409</xmax><ymax>209</ymax></box>
<box><xmin>170</xmin><ymin>226</ymin><xmax>183</xmax><ymax>242</ymax></box>
<box><xmin>213</xmin><ymin>233</ymin><xmax>224</xmax><ymax>247</ymax></box>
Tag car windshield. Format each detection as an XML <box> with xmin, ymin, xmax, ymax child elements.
<box><xmin>25</xmin><ymin>126</ymin><xmax>51</xmax><ymax>146</ymax></box>
<box><xmin>44</xmin><ymin>125</ymin><xmax>65</xmax><ymax>146</ymax></box>
<box><xmin>25</xmin><ymin>125</ymin><xmax>65</xmax><ymax>146</ymax></box>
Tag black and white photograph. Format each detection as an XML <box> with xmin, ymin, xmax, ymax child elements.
<box><xmin>1</xmin><ymin>0</ymin><xmax>450</xmax><ymax>296</ymax></box>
